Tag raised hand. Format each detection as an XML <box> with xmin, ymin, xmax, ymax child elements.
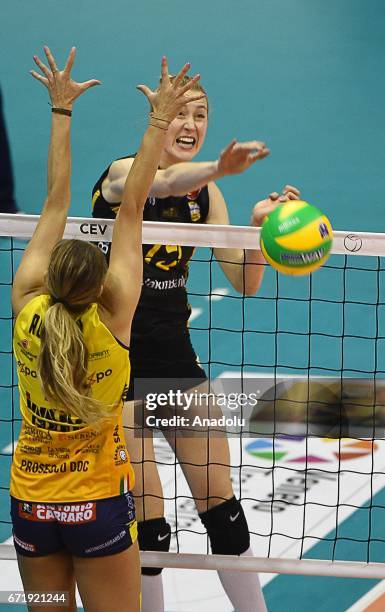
<box><xmin>137</xmin><ymin>56</ymin><xmax>204</xmax><ymax>124</ymax></box>
<box><xmin>218</xmin><ymin>139</ymin><xmax>270</xmax><ymax>176</ymax></box>
<box><xmin>30</xmin><ymin>46</ymin><xmax>100</xmax><ymax>110</ymax></box>
<box><xmin>251</xmin><ymin>185</ymin><xmax>301</xmax><ymax>227</ymax></box>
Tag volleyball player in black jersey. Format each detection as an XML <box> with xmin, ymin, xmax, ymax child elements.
<box><xmin>93</xmin><ymin>74</ymin><xmax>300</xmax><ymax>612</ymax></box>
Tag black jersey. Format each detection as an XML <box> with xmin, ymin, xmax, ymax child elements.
<box><xmin>92</xmin><ymin>155</ymin><xmax>210</xmax><ymax>325</ymax></box>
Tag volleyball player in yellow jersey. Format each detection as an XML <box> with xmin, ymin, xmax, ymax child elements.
<box><xmin>10</xmin><ymin>46</ymin><xmax>203</xmax><ymax>612</ymax></box>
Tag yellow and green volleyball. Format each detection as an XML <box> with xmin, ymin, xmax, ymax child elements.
<box><xmin>260</xmin><ymin>201</ymin><xmax>333</xmax><ymax>275</ymax></box>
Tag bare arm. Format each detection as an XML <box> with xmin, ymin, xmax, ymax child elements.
<box><xmin>12</xmin><ymin>47</ymin><xmax>99</xmax><ymax>315</ymax></box>
<box><xmin>103</xmin><ymin>139</ymin><xmax>270</xmax><ymax>203</ymax></box>
<box><xmin>207</xmin><ymin>182</ymin><xmax>301</xmax><ymax>295</ymax></box>
<box><xmin>100</xmin><ymin>58</ymin><xmax>204</xmax><ymax>341</ymax></box>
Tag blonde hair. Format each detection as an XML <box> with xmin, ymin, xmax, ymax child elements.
<box><xmin>38</xmin><ymin>240</ymin><xmax>111</xmax><ymax>424</ymax></box>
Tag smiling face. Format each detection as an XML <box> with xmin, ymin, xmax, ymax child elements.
<box><xmin>159</xmin><ymin>91</ymin><xmax>209</xmax><ymax>168</ymax></box>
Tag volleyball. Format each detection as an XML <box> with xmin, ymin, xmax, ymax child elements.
<box><xmin>260</xmin><ymin>200</ymin><xmax>333</xmax><ymax>275</ymax></box>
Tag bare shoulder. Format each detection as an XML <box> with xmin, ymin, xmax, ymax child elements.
<box><xmin>102</xmin><ymin>158</ymin><xmax>136</xmax><ymax>203</ymax></box>
<box><xmin>108</xmin><ymin>157</ymin><xmax>135</xmax><ymax>182</ymax></box>
<box><xmin>97</xmin><ymin>301</ymin><xmax>131</xmax><ymax>348</ymax></box>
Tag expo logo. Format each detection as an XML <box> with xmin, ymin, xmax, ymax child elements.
<box><xmin>17</xmin><ymin>361</ymin><xmax>37</xmax><ymax>378</ymax></box>
<box><xmin>87</xmin><ymin>369</ymin><xmax>112</xmax><ymax>386</ymax></box>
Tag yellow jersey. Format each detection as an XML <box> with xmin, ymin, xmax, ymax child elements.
<box><xmin>11</xmin><ymin>294</ymin><xmax>135</xmax><ymax>503</ymax></box>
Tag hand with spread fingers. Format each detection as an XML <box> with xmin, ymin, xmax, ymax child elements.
<box><xmin>218</xmin><ymin>139</ymin><xmax>270</xmax><ymax>176</ymax></box>
<box><xmin>251</xmin><ymin>184</ymin><xmax>301</xmax><ymax>227</ymax></box>
<box><xmin>30</xmin><ymin>46</ymin><xmax>100</xmax><ymax>110</ymax></box>
<box><xmin>137</xmin><ymin>56</ymin><xmax>204</xmax><ymax>125</ymax></box>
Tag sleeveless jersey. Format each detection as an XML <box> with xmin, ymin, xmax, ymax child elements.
<box><xmin>92</xmin><ymin>155</ymin><xmax>210</xmax><ymax>322</ymax></box>
<box><xmin>11</xmin><ymin>294</ymin><xmax>134</xmax><ymax>503</ymax></box>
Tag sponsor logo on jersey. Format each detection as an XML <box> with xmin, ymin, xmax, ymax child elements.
<box><xmin>26</xmin><ymin>391</ymin><xmax>84</xmax><ymax>432</ymax></box>
<box><xmin>47</xmin><ymin>447</ymin><xmax>70</xmax><ymax>460</ymax></box>
<box><xmin>19</xmin><ymin>444</ymin><xmax>42</xmax><ymax>456</ymax></box>
<box><xmin>17</xmin><ymin>361</ymin><xmax>38</xmax><ymax>378</ymax></box>
<box><xmin>75</xmin><ymin>443</ymin><xmax>101</xmax><ymax>456</ymax></box>
<box><xmin>114</xmin><ymin>444</ymin><xmax>128</xmax><ymax>466</ymax></box>
<box><xmin>162</xmin><ymin>207</ymin><xmax>178</xmax><ymax>219</ymax></box>
<box><xmin>17</xmin><ymin>341</ymin><xmax>37</xmax><ymax>362</ymax></box>
<box><xmin>89</xmin><ymin>349</ymin><xmax>110</xmax><ymax>361</ymax></box>
<box><xmin>113</xmin><ymin>424</ymin><xmax>121</xmax><ymax>444</ymax></box>
<box><xmin>24</xmin><ymin>423</ymin><xmax>52</xmax><ymax>442</ymax></box>
<box><xmin>143</xmin><ymin>276</ymin><xmax>186</xmax><ymax>290</ymax></box>
<box><xmin>87</xmin><ymin>369</ymin><xmax>112</xmax><ymax>386</ymax></box>
<box><xmin>188</xmin><ymin>201</ymin><xmax>201</xmax><ymax>222</ymax></box>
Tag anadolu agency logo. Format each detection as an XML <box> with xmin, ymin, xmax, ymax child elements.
<box><xmin>246</xmin><ymin>435</ymin><xmax>378</xmax><ymax>464</ymax></box>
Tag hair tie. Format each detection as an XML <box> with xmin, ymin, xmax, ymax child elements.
<box><xmin>51</xmin><ymin>296</ymin><xmax>68</xmax><ymax>307</ymax></box>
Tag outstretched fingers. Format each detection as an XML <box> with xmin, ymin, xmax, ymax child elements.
<box><xmin>30</xmin><ymin>45</ymin><xmax>101</xmax><ymax>106</ymax></box>
<box><xmin>172</xmin><ymin>62</ymin><xmax>191</xmax><ymax>88</ymax></box>
<box><xmin>160</xmin><ymin>56</ymin><xmax>171</xmax><ymax>85</ymax></box>
<box><xmin>80</xmin><ymin>79</ymin><xmax>101</xmax><ymax>91</ymax></box>
<box><xmin>30</xmin><ymin>70</ymin><xmax>48</xmax><ymax>86</ymax></box>
<box><xmin>32</xmin><ymin>54</ymin><xmax>51</xmax><ymax>79</ymax></box>
<box><xmin>43</xmin><ymin>46</ymin><xmax>58</xmax><ymax>73</ymax></box>
<box><xmin>64</xmin><ymin>47</ymin><xmax>76</xmax><ymax>74</ymax></box>
<box><xmin>181</xmin><ymin>92</ymin><xmax>206</xmax><ymax>104</ymax></box>
<box><xmin>179</xmin><ymin>73</ymin><xmax>201</xmax><ymax>95</ymax></box>
<box><xmin>136</xmin><ymin>84</ymin><xmax>154</xmax><ymax>99</ymax></box>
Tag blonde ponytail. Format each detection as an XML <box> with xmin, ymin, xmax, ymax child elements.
<box><xmin>38</xmin><ymin>302</ymin><xmax>114</xmax><ymax>423</ymax></box>
<box><xmin>38</xmin><ymin>239</ymin><xmax>111</xmax><ymax>424</ymax></box>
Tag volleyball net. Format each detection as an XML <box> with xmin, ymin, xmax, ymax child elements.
<box><xmin>1</xmin><ymin>213</ymin><xmax>385</xmax><ymax>578</ymax></box>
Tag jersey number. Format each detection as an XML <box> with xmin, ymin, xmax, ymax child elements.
<box><xmin>144</xmin><ymin>244</ymin><xmax>182</xmax><ymax>271</ymax></box>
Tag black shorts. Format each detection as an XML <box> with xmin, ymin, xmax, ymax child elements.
<box><xmin>127</xmin><ymin>321</ymin><xmax>207</xmax><ymax>401</ymax></box>
<box><xmin>11</xmin><ymin>492</ymin><xmax>137</xmax><ymax>558</ymax></box>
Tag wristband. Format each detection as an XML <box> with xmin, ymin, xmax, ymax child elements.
<box><xmin>52</xmin><ymin>107</ymin><xmax>72</xmax><ymax>117</ymax></box>
<box><xmin>149</xmin><ymin>112</ymin><xmax>170</xmax><ymax>125</ymax></box>
<box><xmin>149</xmin><ymin>121</ymin><xmax>169</xmax><ymax>131</ymax></box>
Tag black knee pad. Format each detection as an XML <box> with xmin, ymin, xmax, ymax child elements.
<box><xmin>199</xmin><ymin>496</ymin><xmax>250</xmax><ymax>555</ymax></box>
<box><xmin>138</xmin><ymin>517</ymin><xmax>171</xmax><ymax>576</ymax></box>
